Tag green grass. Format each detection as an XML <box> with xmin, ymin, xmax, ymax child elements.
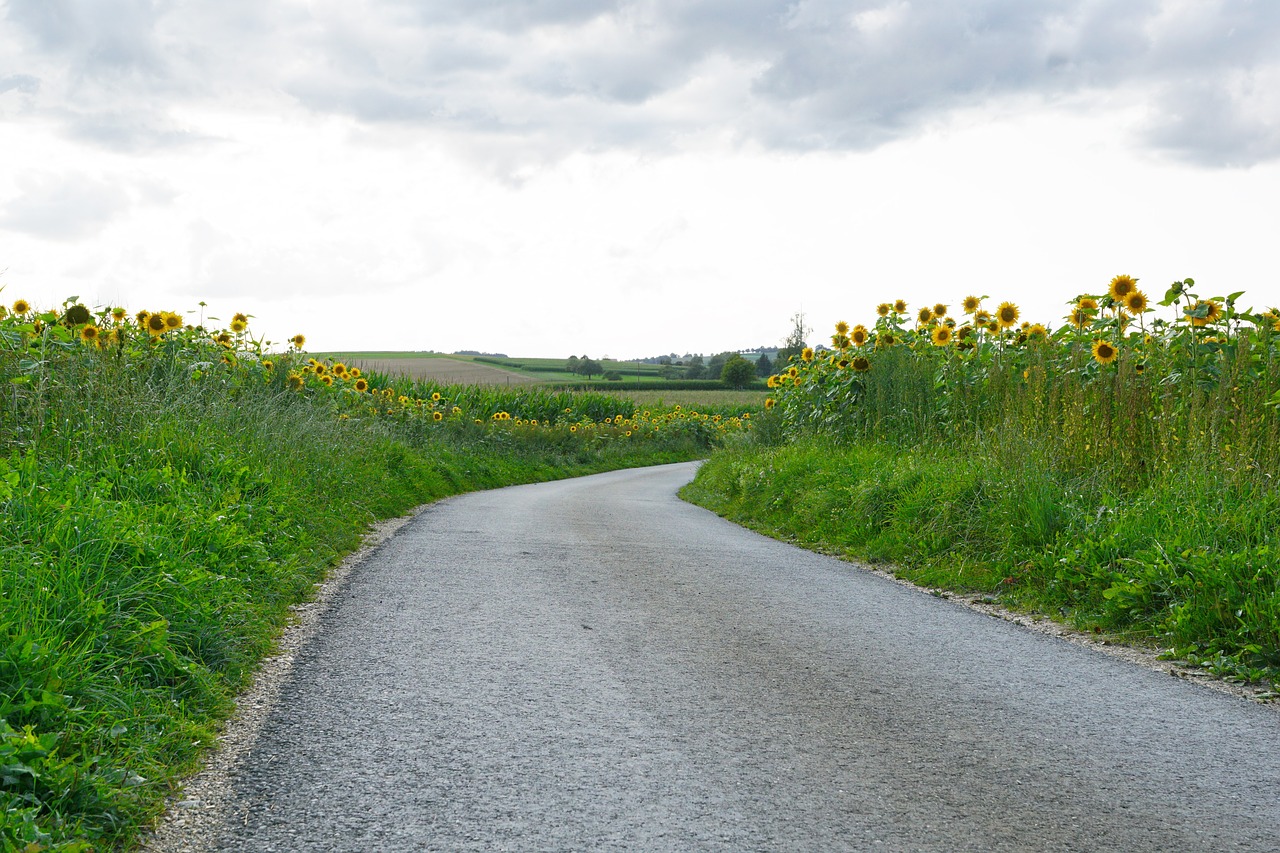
<box><xmin>687</xmin><ymin>282</ymin><xmax>1280</xmax><ymax>692</ymax></box>
<box><xmin>0</xmin><ymin>303</ymin><xmax>735</xmax><ymax>849</ymax></box>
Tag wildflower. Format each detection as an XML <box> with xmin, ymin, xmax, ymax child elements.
<box><xmin>332</xmin><ymin>362</ymin><xmax>347</xmax><ymax>376</ymax></box>
<box><xmin>850</xmin><ymin>325</ymin><xmax>869</xmax><ymax>346</ymax></box>
<box><xmin>314</xmin><ymin>363</ymin><xmax>327</xmax><ymax>377</ymax></box>
<box><xmin>1077</xmin><ymin>296</ymin><xmax>1099</xmax><ymax>313</ymax></box>
<box><xmin>801</xmin><ymin>347</ymin><xmax>814</xmax><ymax>362</ymax></box>
<box><xmin>893</xmin><ymin>299</ymin><xmax>907</xmax><ymax>314</ymax></box>
<box><xmin>349</xmin><ymin>367</ymin><xmax>361</xmax><ymax>378</ymax></box>
<box><xmin>433</xmin><ymin>411</ymin><xmax>443</xmax><ymax>421</ymax></box>
<box><xmin>852</xmin><ymin>356</ymin><xmax>871</xmax><ymax>372</ymax></box>
<box><xmin>1092</xmin><ymin>339</ymin><xmax>1118</xmax><ymax>365</ymax></box>
<box><xmin>232</xmin><ymin>312</ymin><xmax>249</xmax><ymax>326</ymax></box>
<box><xmin>933</xmin><ymin>303</ymin><xmax>947</xmax><ymax>318</ymax></box>
<box><xmin>787</xmin><ymin>366</ymin><xmax>799</xmax><ymax>378</ymax></box>
<box><xmin>996</xmin><ymin>301</ymin><xmax>1020</xmax><ymax>329</ymax></box>
<box><xmin>165</xmin><ymin>312</ymin><xmax>184</xmax><ymax>331</ymax></box>
<box><xmin>835</xmin><ymin>320</ymin><xmax>850</xmax><ymax>336</ymax></box>
<box><xmin>877</xmin><ymin>303</ymin><xmax>892</xmax><ymax>317</ymax></box>
<box><xmin>431</xmin><ymin>392</ymin><xmax>441</xmax><ymax>401</ymax></box>
<box><xmin>1069</xmin><ymin>308</ymin><xmax>1092</xmax><ymax>329</ymax></box>
<box><xmin>147</xmin><ymin>313</ymin><xmax>168</xmax><ymax>335</ymax></box>
<box><xmin>291</xmin><ymin>334</ymin><xmax>306</xmax><ymax>349</ymax></box>
<box><xmin>931</xmin><ymin>325</ymin><xmax>952</xmax><ymax>346</ymax></box>
<box><xmin>136</xmin><ymin>310</ymin><xmax>150</xmax><ymax>327</ymax></box>
<box><xmin>79</xmin><ymin>324</ymin><xmax>100</xmax><ymax>344</ymax></box>
<box><xmin>917</xmin><ymin>307</ymin><xmax>933</xmax><ymax>325</ymax></box>
<box><xmin>230</xmin><ymin>319</ymin><xmax>247</xmax><ymax>333</ymax></box>
<box><xmin>320</xmin><ymin>374</ymin><xmax>334</xmax><ymax>386</ymax></box>
<box><xmin>1108</xmin><ymin>275</ymin><xmax>1138</xmax><ymax>301</ymax></box>
<box><xmin>570</xmin><ymin>424</ymin><xmax>578</xmax><ymax>432</ymax></box>
<box><xmin>766</xmin><ymin>375</ymin><xmax>779</xmax><ymax>389</ymax></box>
<box><xmin>11</xmin><ymin>299</ymin><xmax>31</xmax><ymax>315</ymax></box>
<box><xmin>962</xmin><ymin>295</ymin><xmax>981</xmax><ymax>313</ymax></box>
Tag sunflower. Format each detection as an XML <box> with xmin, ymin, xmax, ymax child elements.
<box><xmin>974</xmin><ymin>310</ymin><xmax>991</xmax><ymax>326</ymax></box>
<box><xmin>111</xmin><ymin>306</ymin><xmax>127</xmax><ymax>321</ymax></box>
<box><xmin>850</xmin><ymin>325</ymin><xmax>869</xmax><ymax>346</ymax></box>
<box><xmin>314</xmin><ymin>363</ymin><xmax>327</xmax><ymax>376</ymax></box>
<box><xmin>64</xmin><ymin>304</ymin><xmax>92</xmax><ymax>326</ymax></box>
<box><xmin>452</xmin><ymin>406</ymin><xmax>462</xmax><ymax>415</ymax></box>
<box><xmin>431</xmin><ymin>392</ymin><xmax>441</xmax><ymax>401</ymax></box>
<box><xmin>79</xmin><ymin>324</ymin><xmax>100</xmax><ymax>344</ymax></box>
<box><xmin>290</xmin><ymin>334</ymin><xmax>306</xmax><ymax>349</ymax></box>
<box><xmin>1077</xmin><ymin>296</ymin><xmax>1099</xmax><ymax>313</ymax></box>
<box><xmin>893</xmin><ymin>299</ymin><xmax>907</xmax><ymax>314</ymax></box>
<box><xmin>1135</xmin><ymin>362</ymin><xmax>1147</xmax><ymax>374</ymax></box>
<box><xmin>432</xmin><ymin>411</ymin><xmax>444</xmax><ymax>421</ymax></box>
<box><xmin>570</xmin><ymin>424</ymin><xmax>578</xmax><ymax>432</ymax></box>
<box><xmin>877</xmin><ymin>332</ymin><xmax>896</xmax><ymax>348</ymax></box>
<box><xmin>931</xmin><ymin>325</ymin><xmax>952</xmax><ymax>346</ymax></box>
<box><xmin>146</xmin><ymin>313</ymin><xmax>168</xmax><ymax>335</ymax></box>
<box><xmin>232</xmin><ymin>312</ymin><xmax>249</xmax><ymax>326</ymax></box>
<box><xmin>835</xmin><ymin>320</ymin><xmax>850</xmax><ymax>336</ymax></box>
<box><xmin>1123</xmin><ymin>291</ymin><xmax>1148</xmax><ymax>314</ymax></box>
<box><xmin>349</xmin><ymin>367</ymin><xmax>361</xmax><ymax>378</ymax></box>
<box><xmin>1108</xmin><ymin>275</ymin><xmax>1138</xmax><ymax>301</ymax></box>
<box><xmin>917</xmin><ymin>307</ymin><xmax>933</xmax><ymax>325</ymax></box>
<box><xmin>876</xmin><ymin>303</ymin><xmax>892</xmax><ymax>317</ymax></box>
<box><xmin>1188</xmin><ymin>299</ymin><xmax>1222</xmax><ymax>326</ymax></box>
<box><xmin>287</xmin><ymin>373</ymin><xmax>304</xmax><ymax>390</ymax></box>
<box><xmin>766</xmin><ymin>374</ymin><xmax>779</xmax><ymax>389</ymax></box>
<box><xmin>12</xmin><ymin>299</ymin><xmax>31</xmax><ymax>315</ymax></box>
<box><xmin>933</xmin><ymin>303</ymin><xmax>947</xmax><ymax>318</ymax></box>
<box><xmin>230</xmin><ymin>319</ymin><xmax>247</xmax><ymax>333</ymax></box>
<box><xmin>332</xmin><ymin>362</ymin><xmax>347</xmax><ymax>377</ymax></box>
<box><xmin>962</xmin><ymin>295</ymin><xmax>981</xmax><ymax>314</ymax></box>
<box><xmin>165</xmin><ymin>313</ymin><xmax>184</xmax><ymax>330</ymax></box>
<box><xmin>1026</xmin><ymin>323</ymin><xmax>1048</xmax><ymax>340</ymax></box>
<box><xmin>215</xmin><ymin>331</ymin><xmax>233</xmax><ymax>347</ymax></box>
<box><xmin>320</xmin><ymin>374</ymin><xmax>334</xmax><ymax>386</ymax></box>
<box><xmin>354</xmin><ymin>378</ymin><xmax>369</xmax><ymax>392</ymax></box>
<box><xmin>852</xmin><ymin>356</ymin><xmax>871</xmax><ymax>372</ymax></box>
<box><xmin>995</xmin><ymin>301</ymin><xmax>1020</xmax><ymax>329</ymax></box>
<box><xmin>262</xmin><ymin>360</ymin><xmax>274</xmax><ymax>370</ymax></box>
<box><xmin>1092</xmin><ymin>338</ymin><xmax>1118</xmax><ymax>365</ymax></box>
<box><xmin>1068</xmin><ymin>308</ymin><xmax>1092</xmax><ymax>328</ymax></box>
<box><xmin>831</xmin><ymin>333</ymin><xmax>850</xmax><ymax>348</ymax></box>
<box><xmin>801</xmin><ymin>347</ymin><xmax>814</xmax><ymax>362</ymax></box>
<box><xmin>136</xmin><ymin>309</ymin><xmax>150</xmax><ymax>327</ymax></box>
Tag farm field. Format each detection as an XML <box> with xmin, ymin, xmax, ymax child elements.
<box><xmin>626</xmin><ymin>389</ymin><xmax>769</xmax><ymax>409</ymax></box>
<box><xmin>347</xmin><ymin>356</ymin><xmax>538</xmax><ymax>386</ymax></box>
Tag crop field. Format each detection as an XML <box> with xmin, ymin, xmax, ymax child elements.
<box><xmin>346</xmin><ymin>356</ymin><xmax>538</xmax><ymax>386</ymax></box>
<box><xmin>688</xmin><ymin>276</ymin><xmax>1280</xmax><ymax>692</ymax></box>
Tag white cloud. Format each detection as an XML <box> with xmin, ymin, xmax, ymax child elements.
<box><xmin>0</xmin><ymin>171</ymin><xmax>131</xmax><ymax>240</ymax></box>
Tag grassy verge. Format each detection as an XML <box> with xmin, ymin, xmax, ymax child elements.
<box><xmin>0</xmin><ymin>299</ymin><xmax>742</xmax><ymax>850</ymax></box>
<box><xmin>688</xmin><ymin>279</ymin><xmax>1280</xmax><ymax>695</ymax></box>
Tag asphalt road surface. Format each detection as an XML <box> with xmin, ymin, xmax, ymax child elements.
<box><xmin>210</xmin><ymin>462</ymin><xmax>1279</xmax><ymax>852</ymax></box>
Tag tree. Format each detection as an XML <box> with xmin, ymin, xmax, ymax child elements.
<box><xmin>705</xmin><ymin>350</ymin><xmax>739</xmax><ymax>381</ymax></box>
<box><xmin>776</xmin><ymin>311</ymin><xmax>810</xmax><ymax>366</ymax></box>
<box><xmin>577</xmin><ymin>357</ymin><xmax>603</xmax><ymax>379</ymax></box>
<box><xmin>720</xmin><ymin>355</ymin><xmax>756</xmax><ymax>389</ymax></box>
<box><xmin>658</xmin><ymin>363</ymin><xmax>680</xmax><ymax>379</ymax></box>
<box><xmin>565</xmin><ymin>355</ymin><xmax>580</xmax><ymax>374</ymax></box>
<box><xmin>684</xmin><ymin>355</ymin><xmax>706</xmax><ymax>380</ymax></box>
<box><xmin>755</xmin><ymin>352</ymin><xmax>773</xmax><ymax>377</ymax></box>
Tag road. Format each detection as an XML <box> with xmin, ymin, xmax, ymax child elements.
<box><xmin>207</xmin><ymin>461</ymin><xmax>1279</xmax><ymax>852</ymax></box>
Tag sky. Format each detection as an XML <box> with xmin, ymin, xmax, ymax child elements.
<box><xmin>2</xmin><ymin>0</ymin><xmax>1279</xmax><ymax>359</ymax></box>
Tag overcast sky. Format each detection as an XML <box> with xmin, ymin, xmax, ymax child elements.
<box><xmin>3</xmin><ymin>0</ymin><xmax>1279</xmax><ymax>357</ymax></box>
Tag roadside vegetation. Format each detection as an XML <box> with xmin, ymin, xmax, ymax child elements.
<box><xmin>684</xmin><ymin>277</ymin><xmax>1280</xmax><ymax>693</ymax></box>
<box><xmin>0</xmin><ymin>297</ymin><xmax>752</xmax><ymax>849</ymax></box>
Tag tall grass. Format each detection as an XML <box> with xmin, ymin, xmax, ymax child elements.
<box><xmin>0</xmin><ymin>298</ymin><xmax>739</xmax><ymax>849</ymax></box>
<box><xmin>689</xmin><ymin>279</ymin><xmax>1280</xmax><ymax>688</ymax></box>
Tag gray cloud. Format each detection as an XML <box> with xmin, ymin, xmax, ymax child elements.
<box><xmin>0</xmin><ymin>172</ymin><xmax>131</xmax><ymax>240</ymax></box>
<box><xmin>5</xmin><ymin>0</ymin><xmax>1280</xmax><ymax>166</ymax></box>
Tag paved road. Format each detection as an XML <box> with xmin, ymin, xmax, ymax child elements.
<box><xmin>212</xmin><ymin>462</ymin><xmax>1279</xmax><ymax>852</ymax></box>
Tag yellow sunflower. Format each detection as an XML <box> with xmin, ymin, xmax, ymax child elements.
<box><xmin>1124</xmin><ymin>291</ymin><xmax>1148</xmax><ymax>314</ymax></box>
<box><xmin>1108</xmin><ymin>275</ymin><xmax>1138</xmax><ymax>301</ymax></box>
<box><xmin>165</xmin><ymin>313</ymin><xmax>184</xmax><ymax>330</ymax></box>
<box><xmin>287</xmin><ymin>373</ymin><xmax>304</xmax><ymax>390</ymax></box>
<box><xmin>1077</xmin><ymin>296</ymin><xmax>1099</xmax><ymax>313</ymax></box>
<box><xmin>962</xmin><ymin>295</ymin><xmax>981</xmax><ymax>314</ymax></box>
<box><xmin>801</xmin><ymin>347</ymin><xmax>814</xmax><ymax>362</ymax></box>
<box><xmin>917</xmin><ymin>307</ymin><xmax>933</xmax><ymax>325</ymax></box>
<box><xmin>995</xmin><ymin>301</ymin><xmax>1020</xmax><ymax>329</ymax></box>
<box><xmin>290</xmin><ymin>333</ymin><xmax>306</xmax><ymax>349</ymax></box>
<box><xmin>320</xmin><ymin>374</ymin><xmax>334</xmax><ymax>386</ymax></box>
<box><xmin>974</xmin><ymin>310</ymin><xmax>992</xmax><ymax>326</ymax></box>
<box><xmin>1069</xmin><ymin>308</ymin><xmax>1092</xmax><ymax>329</ymax></box>
<box><xmin>230</xmin><ymin>319</ymin><xmax>247</xmax><ymax>333</ymax></box>
<box><xmin>766</xmin><ymin>374</ymin><xmax>779</xmax><ymax>389</ymax></box>
<box><xmin>111</xmin><ymin>306</ymin><xmax>127</xmax><ymax>321</ymax></box>
<box><xmin>79</xmin><ymin>324</ymin><xmax>100</xmax><ymax>344</ymax></box>
<box><xmin>354</xmin><ymin>378</ymin><xmax>369</xmax><ymax>392</ymax></box>
<box><xmin>893</xmin><ymin>299</ymin><xmax>907</xmax><ymax>314</ymax></box>
<box><xmin>850</xmin><ymin>325</ymin><xmax>869</xmax><ymax>346</ymax></box>
<box><xmin>12</xmin><ymin>299</ymin><xmax>31</xmax><ymax>315</ymax></box>
<box><xmin>433</xmin><ymin>411</ymin><xmax>444</xmax><ymax>421</ymax></box>
<box><xmin>1026</xmin><ymin>323</ymin><xmax>1048</xmax><ymax>340</ymax></box>
<box><xmin>1092</xmin><ymin>338</ymin><xmax>1118</xmax><ymax>365</ymax></box>
<box><xmin>852</xmin><ymin>356</ymin><xmax>871</xmax><ymax>372</ymax></box>
<box><xmin>877</xmin><ymin>303</ymin><xmax>892</xmax><ymax>317</ymax></box>
<box><xmin>835</xmin><ymin>320</ymin><xmax>850</xmax><ymax>336</ymax></box>
<box><xmin>933</xmin><ymin>303</ymin><xmax>947</xmax><ymax>318</ymax></box>
<box><xmin>765</xmin><ymin>398</ymin><xmax>776</xmax><ymax>410</ymax></box>
<box><xmin>1188</xmin><ymin>299</ymin><xmax>1222</xmax><ymax>326</ymax></box>
<box><xmin>931</xmin><ymin>325</ymin><xmax>952</xmax><ymax>346</ymax></box>
<box><xmin>232</xmin><ymin>312</ymin><xmax>249</xmax><ymax>326</ymax></box>
<box><xmin>146</xmin><ymin>313</ymin><xmax>168</xmax><ymax>335</ymax></box>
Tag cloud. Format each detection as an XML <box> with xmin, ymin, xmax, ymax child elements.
<box><xmin>0</xmin><ymin>172</ymin><xmax>131</xmax><ymax>240</ymax></box>
<box><xmin>5</xmin><ymin>0</ymin><xmax>1280</xmax><ymax>165</ymax></box>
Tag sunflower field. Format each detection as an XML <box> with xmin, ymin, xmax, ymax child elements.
<box><xmin>687</xmin><ymin>276</ymin><xmax>1280</xmax><ymax>693</ymax></box>
<box><xmin>0</xmin><ymin>296</ymin><xmax>751</xmax><ymax>849</ymax></box>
